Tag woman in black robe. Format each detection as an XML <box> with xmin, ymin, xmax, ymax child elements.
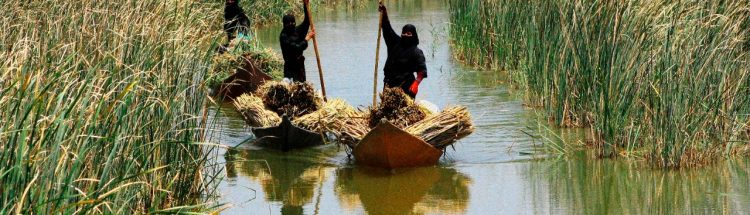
<box><xmin>379</xmin><ymin>3</ymin><xmax>427</xmax><ymax>98</ymax></box>
<box><xmin>224</xmin><ymin>0</ymin><xmax>250</xmax><ymax>42</ymax></box>
<box><xmin>279</xmin><ymin>0</ymin><xmax>316</xmax><ymax>82</ymax></box>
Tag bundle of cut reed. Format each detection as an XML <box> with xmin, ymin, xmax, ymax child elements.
<box><xmin>336</xmin><ymin>117</ymin><xmax>371</xmax><ymax>148</ymax></box>
<box><xmin>293</xmin><ymin>98</ymin><xmax>362</xmax><ymax>133</ymax></box>
<box><xmin>367</xmin><ymin>88</ymin><xmax>427</xmax><ymax>128</ymax></box>
<box><xmin>256</xmin><ymin>81</ymin><xmax>321</xmax><ymax>118</ymax></box>
<box><xmin>240</xmin><ymin>49</ymin><xmax>284</xmax><ymax>79</ymax></box>
<box><xmin>208</xmin><ymin>48</ymin><xmax>283</xmax><ymax>90</ymax></box>
<box><xmin>234</xmin><ymin>93</ymin><xmax>281</xmax><ymax>127</ymax></box>
<box><xmin>405</xmin><ymin>106</ymin><xmax>475</xmax><ymax>149</ymax></box>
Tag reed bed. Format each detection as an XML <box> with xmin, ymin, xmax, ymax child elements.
<box><xmin>0</xmin><ymin>0</ymin><xmax>224</xmax><ymax>213</ymax></box>
<box><xmin>234</xmin><ymin>94</ymin><xmax>282</xmax><ymax>127</ymax></box>
<box><xmin>449</xmin><ymin>0</ymin><xmax>750</xmax><ymax>167</ymax></box>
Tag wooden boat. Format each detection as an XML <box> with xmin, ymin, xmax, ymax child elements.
<box><xmin>251</xmin><ymin>116</ymin><xmax>324</xmax><ymax>151</ymax></box>
<box><xmin>353</xmin><ymin>120</ymin><xmax>443</xmax><ymax>169</ymax></box>
<box><xmin>215</xmin><ymin>57</ymin><xmax>272</xmax><ymax>100</ymax></box>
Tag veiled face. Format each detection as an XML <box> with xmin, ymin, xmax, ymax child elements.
<box><xmin>401</xmin><ymin>31</ymin><xmax>413</xmax><ymax>37</ymax></box>
<box><xmin>285</xmin><ymin>21</ymin><xmax>296</xmax><ymax>28</ymax></box>
<box><xmin>226</xmin><ymin>0</ymin><xmax>236</xmax><ymax>5</ymax></box>
<box><xmin>283</xmin><ymin>15</ymin><xmax>296</xmax><ymax>29</ymax></box>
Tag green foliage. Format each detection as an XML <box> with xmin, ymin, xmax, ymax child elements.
<box><xmin>450</xmin><ymin>0</ymin><xmax>750</xmax><ymax>167</ymax></box>
<box><xmin>208</xmin><ymin>53</ymin><xmax>243</xmax><ymax>89</ymax></box>
<box><xmin>245</xmin><ymin>49</ymin><xmax>285</xmax><ymax>80</ymax></box>
<box><xmin>206</xmin><ymin>44</ymin><xmax>284</xmax><ymax>90</ymax></box>
<box><xmin>0</xmin><ymin>0</ymin><xmax>223</xmax><ymax>213</ymax></box>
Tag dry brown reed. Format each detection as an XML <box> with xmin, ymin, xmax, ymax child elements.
<box><xmin>234</xmin><ymin>93</ymin><xmax>282</xmax><ymax>127</ymax></box>
<box><xmin>405</xmin><ymin>106</ymin><xmax>475</xmax><ymax>149</ymax></box>
<box><xmin>367</xmin><ymin>88</ymin><xmax>427</xmax><ymax>128</ymax></box>
<box><xmin>293</xmin><ymin>98</ymin><xmax>363</xmax><ymax>133</ymax></box>
<box><xmin>257</xmin><ymin>81</ymin><xmax>321</xmax><ymax>118</ymax></box>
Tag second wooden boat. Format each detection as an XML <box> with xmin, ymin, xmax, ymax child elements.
<box><xmin>251</xmin><ymin>116</ymin><xmax>325</xmax><ymax>151</ymax></box>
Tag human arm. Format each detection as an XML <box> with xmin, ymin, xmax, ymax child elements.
<box><xmin>297</xmin><ymin>0</ymin><xmax>311</xmax><ymax>36</ymax></box>
<box><xmin>281</xmin><ymin>32</ymin><xmax>309</xmax><ymax>51</ymax></box>
<box><xmin>409</xmin><ymin>49</ymin><xmax>428</xmax><ymax>95</ymax></box>
<box><xmin>379</xmin><ymin>3</ymin><xmax>399</xmax><ymax>47</ymax></box>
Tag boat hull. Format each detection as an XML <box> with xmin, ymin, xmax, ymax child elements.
<box><xmin>251</xmin><ymin>116</ymin><xmax>324</xmax><ymax>151</ymax></box>
<box><xmin>353</xmin><ymin>121</ymin><xmax>442</xmax><ymax>169</ymax></box>
<box><xmin>215</xmin><ymin>57</ymin><xmax>272</xmax><ymax>100</ymax></box>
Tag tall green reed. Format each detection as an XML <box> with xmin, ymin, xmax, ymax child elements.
<box><xmin>449</xmin><ymin>0</ymin><xmax>750</xmax><ymax>167</ymax></box>
<box><xmin>1</xmin><ymin>0</ymin><xmax>223</xmax><ymax>213</ymax></box>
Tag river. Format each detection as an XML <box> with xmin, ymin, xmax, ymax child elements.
<box><xmin>207</xmin><ymin>1</ymin><xmax>750</xmax><ymax>214</ymax></box>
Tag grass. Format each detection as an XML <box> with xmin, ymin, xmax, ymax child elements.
<box><xmin>449</xmin><ymin>0</ymin><xmax>750</xmax><ymax>168</ymax></box>
<box><xmin>0</xmin><ymin>0</ymin><xmax>225</xmax><ymax>213</ymax></box>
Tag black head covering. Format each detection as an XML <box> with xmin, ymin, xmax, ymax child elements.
<box><xmin>224</xmin><ymin>0</ymin><xmax>243</xmax><ymax>20</ymax></box>
<box><xmin>283</xmin><ymin>14</ymin><xmax>296</xmax><ymax>33</ymax></box>
<box><xmin>401</xmin><ymin>24</ymin><xmax>419</xmax><ymax>47</ymax></box>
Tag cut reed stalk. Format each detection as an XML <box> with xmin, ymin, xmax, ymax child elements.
<box><xmin>366</xmin><ymin>88</ymin><xmax>427</xmax><ymax>128</ymax></box>
<box><xmin>293</xmin><ymin>98</ymin><xmax>363</xmax><ymax>134</ymax></box>
<box><xmin>234</xmin><ymin>93</ymin><xmax>282</xmax><ymax>127</ymax></box>
<box><xmin>405</xmin><ymin>106</ymin><xmax>475</xmax><ymax>149</ymax></box>
<box><xmin>256</xmin><ymin>81</ymin><xmax>322</xmax><ymax>118</ymax></box>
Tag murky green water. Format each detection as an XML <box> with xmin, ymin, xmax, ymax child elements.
<box><xmin>208</xmin><ymin>1</ymin><xmax>750</xmax><ymax>214</ymax></box>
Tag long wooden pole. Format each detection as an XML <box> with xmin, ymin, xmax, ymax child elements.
<box><xmin>373</xmin><ymin>3</ymin><xmax>384</xmax><ymax>106</ymax></box>
<box><xmin>305</xmin><ymin>1</ymin><xmax>327</xmax><ymax>101</ymax></box>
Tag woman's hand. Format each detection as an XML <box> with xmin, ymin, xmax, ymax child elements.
<box><xmin>305</xmin><ymin>30</ymin><xmax>316</xmax><ymax>40</ymax></box>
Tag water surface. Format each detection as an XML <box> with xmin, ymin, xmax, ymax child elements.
<box><xmin>209</xmin><ymin>1</ymin><xmax>750</xmax><ymax>214</ymax></box>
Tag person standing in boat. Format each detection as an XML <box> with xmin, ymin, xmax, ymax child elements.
<box><xmin>280</xmin><ymin>0</ymin><xmax>316</xmax><ymax>82</ymax></box>
<box><xmin>379</xmin><ymin>3</ymin><xmax>427</xmax><ymax>98</ymax></box>
<box><xmin>221</xmin><ymin>0</ymin><xmax>251</xmax><ymax>53</ymax></box>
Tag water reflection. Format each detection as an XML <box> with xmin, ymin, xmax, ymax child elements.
<box><xmin>335</xmin><ymin>167</ymin><xmax>471</xmax><ymax>215</ymax></box>
<box><xmin>527</xmin><ymin>152</ymin><xmax>750</xmax><ymax>214</ymax></box>
<box><xmin>224</xmin><ymin>147</ymin><xmax>340</xmax><ymax>214</ymax></box>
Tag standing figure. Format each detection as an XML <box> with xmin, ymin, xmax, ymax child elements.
<box><xmin>379</xmin><ymin>3</ymin><xmax>427</xmax><ymax>98</ymax></box>
<box><xmin>279</xmin><ymin>0</ymin><xmax>316</xmax><ymax>82</ymax></box>
<box><xmin>224</xmin><ymin>0</ymin><xmax>250</xmax><ymax>43</ymax></box>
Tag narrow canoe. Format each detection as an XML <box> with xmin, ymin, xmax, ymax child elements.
<box><xmin>353</xmin><ymin>120</ymin><xmax>443</xmax><ymax>169</ymax></box>
<box><xmin>251</xmin><ymin>116</ymin><xmax>324</xmax><ymax>151</ymax></box>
